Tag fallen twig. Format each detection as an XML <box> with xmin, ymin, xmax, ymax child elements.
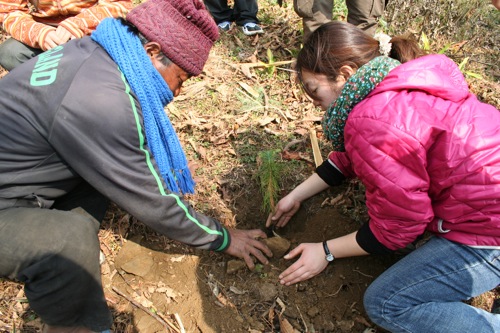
<box><xmin>264</xmin><ymin>128</ymin><xmax>280</xmax><ymax>136</ymax></box>
<box><xmin>173</xmin><ymin>313</ymin><xmax>185</xmax><ymax>333</ymax></box>
<box><xmin>242</xmin><ymin>60</ymin><xmax>294</xmax><ymax>68</ymax></box>
<box><xmin>283</xmin><ymin>138</ymin><xmax>306</xmax><ymax>152</ymax></box>
<box><xmin>327</xmin><ymin>285</ymin><xmax>345</xmax><ymax>297</ymax></box>
<box><xmin>353</xmin><ymin>269</ymin><xmax>373</xmax><ymax>278</ymax></box>
<box><xmin>309</xmin><ymin>128</ymin><xmax>323</xmax><ymax>167</ymax></box>
<box><xmin>295</xmin><ymin>305</ymin><xmax>308</xmax><ymax>332</ymax></box>
<box><xmin>112</xmin><ymin>286</ymin><xmax>180</xmax><ymax>333</ymax></box>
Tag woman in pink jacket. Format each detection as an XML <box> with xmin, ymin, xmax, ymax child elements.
<box><xmin>267</xmin><ymin>21</ymin><xmax>500</xmax><ymax>332</ymax></box>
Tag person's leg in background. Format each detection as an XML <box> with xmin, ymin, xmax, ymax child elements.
<box><xmin>0</xmin><ymin>38</ymin><xmax>44</xmax><ymax>71</ymax></box>
<box><xmin>0</xmin><ymin>182</ymin><xmax>112</xmax><ymax>332</ymax></box>
<box><xmin>234</xmin><ymin>0</ymin><xmax>264</xmax><ymax>35</ymax></box>
<box><xmin>346</xmin><ymin>0</ymin><xmax>386</xmax><ymax>36</ymax></box>
<box><xmin>294</xmin><ymin>0</ymin><xmax>333</xmax><ymax>42</ymax></box>
<box><xmin>203</xmin><ymin>0</ymin><xmax>234</xmax><ymax>31</ymax></box>
<box><xmin>364</xmin><ymin>236</ymin><xmax>500</xmax><ymax>333</ymax></box>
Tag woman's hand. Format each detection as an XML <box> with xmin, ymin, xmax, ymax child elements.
<box><xmin>266</xmin><ymin>173</ymin><xmax>330</xmax><ymax>229</ymax></box>
<box><xmin>278</xmin><ymin>242</ymin><xmax>328</xmax><ymax>285</ymax></box>
<box><xmin>266</xmin><ymin>194</ymin><xmax>301</xmax><ymax>228</ymax></box>
<box><xmin>224</xmin><ymin>229</ymin><xmax>273</xmax><ymax>270</ymax></box>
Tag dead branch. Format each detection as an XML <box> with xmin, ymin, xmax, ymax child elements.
<box><xmin>353</xmin><ymin>269</ymin><xmax>373</xmax><ymax>278</ymax></box>
<box><xmin>283</xmin><ymin>138</ymin><xmax>306</xmax><ymax>152</ymax></box>
<box><xmin>326</xmin><ymin>284</ymin><xmax>345</xmax><ymax>297</ymax></box>
<box><xmin>309</xmin><ymin>127</ymin><xmax>323</xmax><ymax>167</ymax></box>
<box><xmin>243</xmin><ymin>60</ymin><xmax>294</xmax><ymax>68</ymax></box>
<box><xmin>112</xmin><ymin>286</ymin><xmax>180</xmax><ymax>333</ymax></box>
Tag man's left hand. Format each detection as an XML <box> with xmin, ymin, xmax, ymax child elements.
<box><xmin>224</xmin><ymin>229</ymin><xmax>273</xmax><ymax>269</ymax></box>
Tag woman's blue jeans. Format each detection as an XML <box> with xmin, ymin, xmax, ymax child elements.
<box><xmin>364</xmin><ymin>236</ymin><xmax>500</xmax><ymax>333</ymax></box>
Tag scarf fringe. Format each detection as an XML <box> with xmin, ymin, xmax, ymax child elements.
<box><xmin>175</xmin><ymin>168</ymin><xmax>196</xmax><ymax>194</ymax></box>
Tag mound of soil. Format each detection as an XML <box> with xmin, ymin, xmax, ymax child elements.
<box><xmin>1</xmin><ymin>1</ymin><xmax>499</xmax><ymax>332</ymax></box>
<box><xmin>98</xmin><ymin>185</ymin><xmax>401</xmax><ymax>333</ymax></box>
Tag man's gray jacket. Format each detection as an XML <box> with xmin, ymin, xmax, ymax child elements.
<box><xmin>0</xmin><ymin>37</ymin><xmax>230</xmax><ymax>251</ymax></box>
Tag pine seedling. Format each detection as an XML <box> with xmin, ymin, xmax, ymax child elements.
<box><xmin>256</xmin><ymin>150</ymin><xmax>282</xmax><ymax>214</ymax></box>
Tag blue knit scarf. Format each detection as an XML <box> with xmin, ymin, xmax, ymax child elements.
<box><xmin>91</xmin><ymin>18</ymin><xmax>195</xmax><ymax>194</ymax></box>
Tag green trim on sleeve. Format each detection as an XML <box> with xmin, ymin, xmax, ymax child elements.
<box><xmin>119</xmin><ymin>71</ymin><xmax>223</xmax><ymax>238</ymax></box>
<box><xmin>215</xmin><ymin>227</ymin><xmax>230</xmax><ymax>252</ymax></box>
<box><xmin>121</xmin><ymin>71</ymin><xmax>166</xmax><ymax>195</ymax></box>
<box><xmin>165</xmin><ymin>193</ymin><xmax>223</xmax><ymax>236</ymax></box>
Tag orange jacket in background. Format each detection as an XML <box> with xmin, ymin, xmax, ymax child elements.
<box><xmin>0</xmin><ymin>0</ymin><xmax>134</xmax><ymax>50</ymax></box>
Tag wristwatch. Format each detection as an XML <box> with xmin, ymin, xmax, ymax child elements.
<box><xmin>322</xmin><ymin>241</ymin><xmax>335</xmax><ymax>262</ymax></box>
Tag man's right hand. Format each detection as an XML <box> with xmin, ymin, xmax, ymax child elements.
<box><xmin>224</xmin><ymin>229</ymin><xmax>272</xmax><ymax>270</ymax></box>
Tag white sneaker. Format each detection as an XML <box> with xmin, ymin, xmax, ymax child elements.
<box><xmin>99</xmin><ymin>250</ymin><xmax>106</xmax><ymax>265</ymax></box>
<box><xmin>217</xmin><ymin>21</ymin><xmax>231</xmax><ymax>32</ymax></box>
<box><xmin>241</xmin><ymin>22</ymin><xmax>264</xmax><ymax>36</ymax></box>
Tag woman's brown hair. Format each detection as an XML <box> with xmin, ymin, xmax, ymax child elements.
<box><xmin>296</xmin><ymin>21</ymin><xmax>426</xmax><ymax>84</ymax></box>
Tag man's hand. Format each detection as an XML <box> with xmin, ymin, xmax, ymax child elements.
<box><xmin>278</xmin><ymin>242</ymin><xmax>328</xmax><ymax>285</ymax></box>
<box><xmin>224</xmin><ymin>229</ymin><xmax>273</xmax><ymax>270</ymax></box>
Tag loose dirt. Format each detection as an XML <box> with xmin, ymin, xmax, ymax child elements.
<box><xmin>1</xmin><ymin>1</ymin><xmax>499</xmax><ymax>332</ymax></box>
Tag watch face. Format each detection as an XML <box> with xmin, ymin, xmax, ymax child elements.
<box><xmin>326</xmin><ymin>254</ymin><xmax>334</xmax><ymax>262</ymax></box>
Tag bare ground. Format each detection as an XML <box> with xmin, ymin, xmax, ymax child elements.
<box><xmin>1</xmin><ymin>1</ymin><xmax>499</xmax><ymax>332</ymax></box>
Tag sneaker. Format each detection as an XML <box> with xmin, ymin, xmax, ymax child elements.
<box><xmin>241</xmin><ymin>22</ymin><xmax>264</xmax><ymax>36</ymax></box>
<box><xmin>99</xmin><ymin>250</ymin><xmax>106</xmax><ymax>265</ymax></box>
<box><xmin>217</xmin><ymin>21</ymin><xmax>231</xmax><ymax>32</ymax></box>
<box><xmin>492</xmin><ymin>298</ymin><xmax>500</xmax><ymax>314</ymax></box>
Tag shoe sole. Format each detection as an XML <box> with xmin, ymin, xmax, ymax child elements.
<box><xmin>242</xmin><ymin>30</ymin><xmax>264</xmax><ymax>36</ymax></box>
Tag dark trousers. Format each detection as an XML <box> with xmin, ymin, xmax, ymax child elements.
<box><xmin>0</xmin><ymin>38</ymin><xmax>43</xmax><ymax>71</ymax></box>
<box><xmin>0</xmin><ymin>182</ymin><xmax>112</xmax><ymax>331</ymax></box>
<box><xmin>294</xmin><ymin>0</ymin><xmax>386</xmax><ymax>40</ymax></box>
<box><xmin>204</xmin><ymin>0</ymin><xmax>259</xmax><ymax>25</ymax></box>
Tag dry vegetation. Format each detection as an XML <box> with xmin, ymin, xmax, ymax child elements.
<box><xmin>0</xmin><ymin>0</ymin><xmax>499</xmax><ymax>332</ymax></box>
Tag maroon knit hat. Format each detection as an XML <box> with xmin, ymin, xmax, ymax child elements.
<box><xmin>126</xmin><ymin>0</ymin><xmax>219</xmax><ymax>76</ymax></box>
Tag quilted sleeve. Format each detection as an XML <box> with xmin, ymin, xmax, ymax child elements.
<box><xmin>58</xmin><ymin>0</ymin><xmax>133</xmax><ymax>38</ymax></box>
<box><xmin>327</xmin><ymin>151</ymin><xmax>357</xmax><ymax>178</ymax></box>
<box><xmin>345</xmin><ymin>116</ymin><xmax>434</xmax><ymax>250</ymax></box>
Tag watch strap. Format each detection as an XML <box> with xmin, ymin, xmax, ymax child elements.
<box><xmin>322</xmin><ymin>241</ymin><xmax>335</xmax><ymax>262</ymax></box>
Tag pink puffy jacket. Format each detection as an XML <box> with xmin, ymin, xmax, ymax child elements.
<box><xmin>329</xmin><ymin>54</ymin><xmax>500</xmax><ymax>250</ymax></box>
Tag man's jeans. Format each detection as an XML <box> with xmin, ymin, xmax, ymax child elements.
<box><xmin>364</xmin><ymin>236</ymin><xmax>500</xmax><ymax>332</ymax></box>
<box><xmin>0</xmin><ymin>182</ymin><xmax>112</xmax><ymax>331</ymax></box>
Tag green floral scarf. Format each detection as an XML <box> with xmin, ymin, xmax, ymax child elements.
<box><xmin>322</xmin><ymin>56</ymin><xmax>401</xmax><ymax>152</ymax></box>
